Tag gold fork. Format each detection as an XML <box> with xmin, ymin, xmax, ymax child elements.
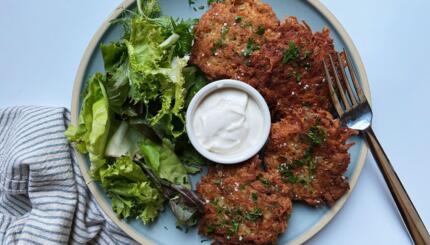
<box><xmin>323</xmin><ymin>51</ymin><xmax>430</xmax><ymax>245</ymax></box>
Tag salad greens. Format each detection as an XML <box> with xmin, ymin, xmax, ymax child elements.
<box><xmin>99</xmin><ymin>156</ymin><xmax>164</xmax><ymax>224</ymax></box>
<box><xmin>66</xmin><ymin>0</ymin><xmax>208</xmax><ymax>227</ymax></box>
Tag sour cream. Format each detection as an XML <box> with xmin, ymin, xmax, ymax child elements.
<box><xmin>192</xmin><ymin>88</ymin><xmax>263</xmax><ymax>154</ymax></box>
<box><xmin>186</xmin><ymin>79</ymin><xmax>271</xmax><ymax>164</ymax></box>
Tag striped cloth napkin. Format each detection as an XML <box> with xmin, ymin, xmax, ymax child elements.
<box><xmin>0</xmin><ymin>106</ymin><xmax>137</xmax><ymax>245</ymax></box>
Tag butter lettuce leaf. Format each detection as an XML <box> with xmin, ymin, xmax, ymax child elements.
<box><xmin>140</xmin><ymin>138</ymin><xmax>191</xmax><ymax>188</ymax></box>
<box><xmin>105</xmin><ymin>121</ymin><xmax>142</xmax><ymax>158</ymax></box>
<box><xmin>65</xmin><ymin>73</ymin><xmax>110</xmax><ymax>177</ymax></box>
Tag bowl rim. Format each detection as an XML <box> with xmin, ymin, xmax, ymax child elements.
<box><xmin>70</xmin><ymin>0</ymin><xmax>370</xmax><ymax>244</ymax></box>
<box><xmin>185</xmin><ymin>79</ymin><xmax>271</xmax><ymax>164</ymax></box>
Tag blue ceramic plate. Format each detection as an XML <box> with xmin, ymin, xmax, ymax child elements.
<box><xmin>71</xmin><ymin>0</ymin><xmax>370</xmax><ymax>244</ymax></box>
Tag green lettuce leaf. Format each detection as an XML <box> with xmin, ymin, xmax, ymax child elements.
<box><xmin>140</xmin><ymin>139</ymin><xmax>190</xmax><ymax>188</ymax></box>
<box><xmin>65</xmin><ymin>73</ymin><xmax>110</xmax><ymax>177</ymax></box>
<box><xmin>105</xmin><ymin>121</ymin><xmax>142</xmax><ymax>158</ymax></box>
<box><xmin>104</xmin><ymin>120</ymin><xmax>191</xmax><ymax>188</ymax></box>
<box><xmin>174</xmin><ymin>135</ymin><xmax>207</xmax><ymax>174</ymax></box>
<box><xmin>100</xmin><ymin>42</ymin><xmax>131</xmax><ymax>114</ymax></box>
<box><xmin>99</xmin><ymin>156</ymin><xmax>164</xmax><ymax>224</ymax></box>
<box><xmin>126</xmin><ymin>17</ymin><xmax>165</xmax><ymax>74</ymax></box>
<box><xmin>169</xmin><ymin>56</ymin><xmax>188</xmax><ymax>116</ymax></box>
<box><xmin>101</xmin><ymin>42</ymin><xmax>127</xmax><ymax>72</ymax></box>
<box><xmin>147</xmin><ymin>56</ymin><xmax>188</xmax><ymax>127</ymax></box>
<box><xmin>121</xmin><ymin>13</ymin><xmax>196</xmax><ymax>140</ymax></box>
<box><xmin>171</xmin><ymin>18</ymin><xmax>198</xmax><ymax>57</ymax></box>
<box><xmin>183</xmin><ymin>66</ymin><xmax>208</xmax><ymax>107</ymax></box>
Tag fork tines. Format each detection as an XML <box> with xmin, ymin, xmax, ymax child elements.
<box><xmin>323</xmin><ymin>50</ymin><xmax>366</xmax><ymax>117</ymax></box>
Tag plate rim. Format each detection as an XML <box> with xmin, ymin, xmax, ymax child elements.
<box><xmin>70</xmin><ymin>0</ymin><xmax>370</xmax><ymax>244</ymax></box>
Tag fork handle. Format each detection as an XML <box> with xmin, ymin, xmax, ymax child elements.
<box><xmin>364</xmin><ymin>127</ymin><xmax>430</xmax><ymax>245</ymax></box>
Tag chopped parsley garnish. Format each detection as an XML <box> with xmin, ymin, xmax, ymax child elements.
<box><xmin>244</xmin><ymin>208</ymin><xmax>263</xmax><ymax>221</ymax></box>
<box><xmin>278</xmin><ymin>163</ymin><xmax>298</xmax><ymax>183</ymax></box>
<box><xmin>282</xmin><ymin>42</ymin><xmax>313</xmax><ymax>69</ymax></box>
<box><xmin>241</xmin><ymin>39</ymin><xmax>260</xmax><ymax>57</ymax></box>
<box><xmin>292</xmin><ymin>148</ymin><xmax>312</xmax><ymax>166</ymax></box>
<box><xmin>298</xmin><ymin>174</ymin><xmax>312</xmax><ymax>185</ymax></box>
<box><xmin>282</xmin><ymin>41</ymin><xmax>300</xmax><ymax>64</ymax></box>
<box><xmin>256</xmin><ymin>26</ymin><xmax>265</xmax><ymax>35</ymax></box>
<box><xmin>211</xmin><ymin>39</ymin><xmax>223</xmax><ymax>54</ymax></box>
<box><xmin>259</xmin><ymin>177</ymin><xmax>272</xmax><ymax>188</ymax></box>
<box><xmin>307</xmin><ymin>125</ymin><xmax>327</xmax><ymax>145</ymax></box>
<box><xmin>235</xmin><ymin>16</ymin><xmax>242</xmax><ymax>23</ymax></box>
<box><xmin>251</xmin><ymin>192</ymin><xmax>258</xmax><ymax>202</ymax></box>
<box><xmin>278</xmin><ymin>124</ymin><xmax>326</xmax><ymax>185</ymax></box>
<box><xmin>221</xmin><ymin>26</ymin><xmax>229</xmax><ymax>38</ymax></box>
<box><xmin>231</xmin><ymin>221</ymin><xmax>240</xmax><ymax>233</ymax></box>
<box><xmin>210</xmin><ymin>26</ymin><xmax>230</xmax><ymax>55</ymax></box>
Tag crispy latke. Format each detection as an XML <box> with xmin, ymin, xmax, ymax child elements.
<box><xmin>197</xmin><ymin>156</ymin><xmax>293</xmax><ymax>245</ymax></box>
<box><xmin>192</xmin><ymin>4</ymin><xmax>338</xmax><ymax>114</ymax></box>
<box><xmin>190</xmin><ymin>0</ymin><xmax>279</xmax><ymax>87</ymax></box>
<box><xmin>264</xmin><ymin>106</ymin><xmax>357</xmax><ymax>206</ymax></box>
<box><xmin>257</xmin><ymin>17</ymin><xmax>338</xmax><ymax>118</ymax></box>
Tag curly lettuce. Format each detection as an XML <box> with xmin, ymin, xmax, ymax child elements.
<box><xmin>123</xmin><ymin>14</ymin><xmax>195</xmax><ymax>139</ymax></box>
<box><xmin>99</xmin><ymin>156</ymin><xmax>164</xmax><ymax>224</ymax></box>
<box><xmin>100</xmin><ymin>42</ymin><xmax>130</xmax><ymax>114</ymax></box>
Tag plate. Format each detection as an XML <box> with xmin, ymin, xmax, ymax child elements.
<box><xmin>71</xmin><ymin>0</ymin><xmax>370</xmax><ymax>244</ymax></box>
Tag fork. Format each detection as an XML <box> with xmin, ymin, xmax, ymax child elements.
<box><xmin>323</xmin><ymin>51</ymin><xmax>430</xmax><ymax>245</ymax></box>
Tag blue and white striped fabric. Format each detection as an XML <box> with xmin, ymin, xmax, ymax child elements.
<box><xmin>0</xmin><ymin>106</ymin><xmax>137</xmax><ymax>245</ymax></box>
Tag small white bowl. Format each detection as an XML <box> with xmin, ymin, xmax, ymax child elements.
<box><xmin>186</xmin><ymin>79</ymin><xmax>271</xmax><ymax>164</ymax></box>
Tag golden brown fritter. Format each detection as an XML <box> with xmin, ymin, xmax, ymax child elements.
<box><xmin>197</xmin><ymin>156</ymin><xmax>293</xmax><ymax>245</ymax></box>
<box><xmin>264</xmin><ymin>106</ymin><xmax>357</xmax><ymax>206</ymax></box>
<box><xmin>258</xmin><ymin>17</ymin><xmax>339</xmax><ymax>118</ymax></box>
<box><xmin>190</xmin><ymin>0</ymin><xmax>279</xmax><ymax>87</ymax></box>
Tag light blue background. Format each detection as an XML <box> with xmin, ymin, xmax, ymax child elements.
<box><xmin>1</xmin><ymin>1</ymin><xmax>429</xmax><ymax>244</ymax></box>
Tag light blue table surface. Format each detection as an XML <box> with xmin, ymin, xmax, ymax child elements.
<box><xmin>1</xmin><ymin>1</ymin><xmax>429</xmax><ymax>244</ymax></box>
